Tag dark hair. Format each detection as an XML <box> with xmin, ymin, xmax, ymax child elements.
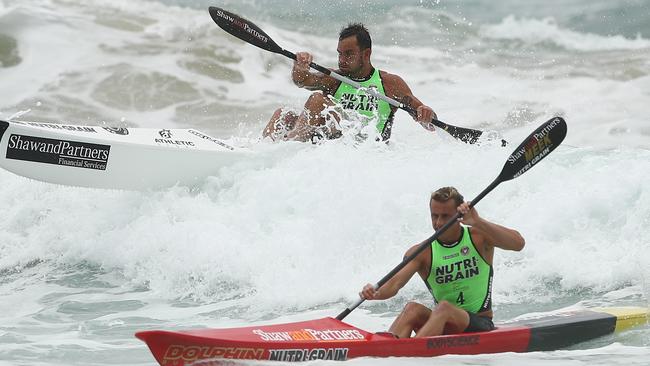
<box><xmin>430</xmin><ymin>186</ymin><xmax>464</xmax><ymax>207</ymax></box>
<box><xmin>339</xmin><ymin>23</ymin><xmax>372</xmax><ymax>50</ymax></box>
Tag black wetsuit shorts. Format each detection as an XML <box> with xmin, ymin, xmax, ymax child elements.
<box><xmin>464</xmin><ymin>312</ymin><xmax>495</xmax><ymax>332</ymax></box>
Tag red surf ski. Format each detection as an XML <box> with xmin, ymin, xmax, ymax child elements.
<box><xmin>135</xmin><ymin>307</ymin><xmax>647</xmax><ymax>365</ymax></box>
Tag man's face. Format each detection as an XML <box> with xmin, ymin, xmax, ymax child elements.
<box><xmin>337</xmin><ymin>36</ymin><xmax>368</xmax><ymax>76</ymax></box>
<box><xmin>430</xmin><ymin>199</ymin><xmax>459</xmax><ymax>231</ymax></box>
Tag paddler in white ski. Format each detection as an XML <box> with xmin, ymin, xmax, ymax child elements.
<box><xmin>360</xmin><ymin>186</ymin><xmax>525</xmax><ymax>338</ymax></box>
<box><xmin>262</xmin><ymin>23</ymin><xmax>435</xmax><ymax>142</ymax></box>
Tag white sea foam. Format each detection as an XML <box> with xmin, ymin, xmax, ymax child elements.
<box><xmin>481</xmin><ymin>15</ymin><xmax>650</xmax><ymax>51</ymax></box>
<box><xmin>1</xmin><ymin>134</ymin><xmax>648</xmax><ymax>307</ymax></box>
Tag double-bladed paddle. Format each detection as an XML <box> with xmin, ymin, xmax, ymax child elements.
<box><xmin>208</xmin><ymin>6</ymin><xmax>505</xmax><ymax>145</ymax></box>
<box><xmin>336</xmin><ymin>116</ymin><xmax>567</xmax><ymax>320</ymax></box>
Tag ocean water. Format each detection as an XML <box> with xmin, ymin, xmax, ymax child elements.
<box><xmin>1</xmin><ymin>0</ymin><xmax>650</xmax><ymax>365</ymax></box>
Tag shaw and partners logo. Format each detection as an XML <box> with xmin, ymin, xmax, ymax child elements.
<box><xmin>252</xmin><ymin>328</ymin><xmax>365</xmax><ymax>342</ymax></box>
<box><xmin>508</xmin><ymin>118</ymin><xmax>560</xmax><ymax>165</ymax></box>
<box><xmin>6</xmin><ymin>134</ymin><xmax>110</xmax><ymax>170</ymax></box>
<box><xmin>215</xmin><ymin>9</ymin><xmax>268</xmax><ymax>44</ymax></box>
<box><xmin>509</xmin><ymin>118</ymin><xmax>561</xmax><ymax>178</ymax></box>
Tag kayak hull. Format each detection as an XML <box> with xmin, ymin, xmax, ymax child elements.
<box><xmin>135</xmin><ymin>307</ymin><xmax>648</xmax><ymax>365</ymax></box>
<box><xmin>0</xmin><ymin>120</ymin><xmax>249</xmax><ymax>190</ymax></box>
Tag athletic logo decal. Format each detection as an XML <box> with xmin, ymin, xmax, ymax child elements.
<box><xmin>154</xmin><ymin>129</ymin><xmax>195</xmax><ymax>147</ymax></box>
<box><xmin>159</xmin><ymin>129</ymin><xmax>172</xmax><ymax>138</ymax></box>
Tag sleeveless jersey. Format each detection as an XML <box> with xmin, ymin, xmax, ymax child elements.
<box><xmin>424</xmin><ymin>226</ymin><xmax>493</xmax><ymax>313</ymax></box>
<box><xmin>332</xmin><ymin>68</ymin><xmax>395</xmax><ymax>140</ymax></box>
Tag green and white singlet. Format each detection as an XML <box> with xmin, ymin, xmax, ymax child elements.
<box><xmin>425</xmin><ymin>226</ymin><xmax>493</xmax><ymax>313</ymax></box>
<box><xmin>331</xmin><ymin>68</ymin><xmax>395</xmax><ymax>140</ymax></box>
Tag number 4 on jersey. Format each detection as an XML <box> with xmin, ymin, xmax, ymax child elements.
<box><xmin>456</xmin><ymin>291</ymin><xmax>466</xmax><ymax>305</ymax></box>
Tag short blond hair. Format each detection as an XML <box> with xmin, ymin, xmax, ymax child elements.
<box><xmin>430</xmin><ymin>186</ymin><xmax>464</xmax><ymax>207</ymax></box>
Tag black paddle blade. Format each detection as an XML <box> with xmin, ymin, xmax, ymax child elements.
<box><xmin>499</xmin><ymin>117</ymin><xmax>567</xmax><ymax>182</ymax></box>
<box><xmin>438</xmin><ymin>122</ymin><xmax>482</xmax><ymax>144</ymax></box>
<box><xmin>438</xmin><ymin>122</ymin><xmax>509</xmax><ymax>146</ymax></box>
<box><xmin>209</xmin><ymin>7</ymin><xmax>283</xmax><ymax>54</ymax></box>
<box><xmin>404</xmin><ymin>106</ymin><xmax>488</xmax><ymax>145</ymax></box>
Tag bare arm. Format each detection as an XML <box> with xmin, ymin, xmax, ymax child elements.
<box><xmin>291</xmin><ymin>52</ymin><xmax>339</xmax><ymax>93</ymax></box>
<box><xmin>381</xmin><ymin>72</ymin><xmax>437</xmax><ymax>130</ymax></box>
<box><xmin>458</xmin><ymin>202</ymin><xmax>525</xmax><ymax>251</ymax></box>
<box><xmin>360</xmin><ymin>245</ymin><xmax>426</xmax><ymax>300</ymax></box>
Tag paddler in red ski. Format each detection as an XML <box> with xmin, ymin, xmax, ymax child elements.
<box><xmin>360</xmin><ymin>186</ymin><xmax>525</xmax><ymax>338</ymax></box>
<box><xmin>262</xmin><ymin>23</ymin><xmax>435</xmax><ymax>142</ymax></box>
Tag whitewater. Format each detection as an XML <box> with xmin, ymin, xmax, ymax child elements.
<box><xmin>1</xmin><ymin>0</ymin><xmax>649</xmax><ymax>365</ymax></box>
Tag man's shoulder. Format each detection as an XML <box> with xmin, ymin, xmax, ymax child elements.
<box><xmin>404</xmin><ymin>242</ymin><xmax>432</xmax><ymax>261</ymax></box>
<box><xmin>467</xmin><ymin>226</ymin><xmax>482</xmax><ymax>240</ymax></box>
<box><xmin>379</xmin><ymin>70</ymin><xmax>406</xmax><ymax>84</ymax></box>
<box><xmin>320</xmin><ymin>73</ymin><xmax>342</xmax><ymax>95</ymax></box>
<box><xmin>379</xmin><ymin>70</ymin><xmax>409</xmax><ymax>98</ymax></box>
<box><xmin>467</xmin><ymin>226</ymin><xmax>492</xmax><ymax>248</ymax></box>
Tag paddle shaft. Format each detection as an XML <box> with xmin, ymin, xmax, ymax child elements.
<box><xmin>335</xmin><ymin>179</ymin><xmax>498</xmax><ymax>321</ymax></box>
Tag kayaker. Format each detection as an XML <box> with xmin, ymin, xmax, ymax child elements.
<box><xmin>262</xmin><ymin>23</ymin><xmax>436</xmax><ymax>142</ymax></box>
<box><xmin>360</xmin><ymin>186</ymin><xmax>525</xmax><ymax>338</ymax></box>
